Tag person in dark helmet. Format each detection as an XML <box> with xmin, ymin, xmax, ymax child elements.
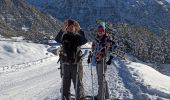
<box><xmin>55</xmin><ymin>19</ymin><xmax>87</xmax><ymax>100</ymax></box>
<box><xmin>88</xmin><ymin>24</ymin><xmax>117</xmax><ymax>100</ymax></box>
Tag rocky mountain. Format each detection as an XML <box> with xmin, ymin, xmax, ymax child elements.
<box><xmin>0</xmin><ymin>0</ymin><xmax>61</xmax><ymax>42</ymax></box>
<box><xmin>26</xmin><ymin>0</ymin><xmax>170</xmax><ymax>33</ymax></box>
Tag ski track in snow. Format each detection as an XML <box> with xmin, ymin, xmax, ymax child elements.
<box><xmin>0</xmin><ymin>56</ymin><xmax>56</xmax><ymax>74</ymax></box>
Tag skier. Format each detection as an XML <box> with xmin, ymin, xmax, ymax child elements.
<box><xmin>96</xmin><ymin>20</ymin><xmax>116</xmax><ymax>40</ymax></box>
<box><xmin>88</xmin><ymin>23</ymin><xmax>117</xmax><ymax>100</ymax></box>
<box><xmin>55</xmin><ymin>19</ymin><xmax>87</xmax><ymax>100</ymax></box>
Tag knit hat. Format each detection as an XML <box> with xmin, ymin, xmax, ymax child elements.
<box><xmin>98</xmin><ymin>22</ymin><xmax>106</xmax><ymax>29</ymax></box>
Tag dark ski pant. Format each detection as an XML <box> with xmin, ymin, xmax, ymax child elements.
<box><xmin>96</xmin><ymin>60</ymin><xmax>110</xmax><ymax>100</ymax></box>
<box><xmin>62</xmin><ymin>62</ymin><xmax>85</xmax><ymax>100</ymax></box>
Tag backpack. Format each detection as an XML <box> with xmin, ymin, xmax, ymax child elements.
<box><xmin>93</xmin><ymin>32</ymin><xmax>116</xmax><ymax>63</ymax></box>
<box><xmin>59</xmin><ymin>32</ymin><xmax>82</xmax><ymax>64</ymax></box>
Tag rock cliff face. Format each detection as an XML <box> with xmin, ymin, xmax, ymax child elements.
<box><xmin>26</xmin><ymin>0</ymin><xmax>170</xmax><ymax>33</ymax></box>
<box><xmin>0</xmin><ymin>0</ymin><xmax>61</xmax><ymax>42</ymax></box>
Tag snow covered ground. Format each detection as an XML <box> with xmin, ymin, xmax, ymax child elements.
<box><xmin>0</xmin><ymin>41</ymin><xmax>52</xmax><ymax>66</ymax></box>
<box><xmin>0</xmin><ymin>40</ymin><xmax>170</xmax><ymax>100</ymax></box>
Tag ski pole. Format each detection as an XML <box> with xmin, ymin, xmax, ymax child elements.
<box><xmin>89</xmin><ymin>63</ymin><xmax>94</xmax><ymax>100</ymax></box>
<box><xmin>61</xmin><ymin>63</ymin><xmax>65</xmax><ymax>100</ymax></box>
<box><xmin>102</xmin><ymin>58</ymin><xmax>106</xmax><ymax>100</ymax></box>
<box><xmin>88</xmin><ymin>51</ymin><xmax>94</xmax><ymax>100</ymax></box>
<box><xmin>75</xmin><ymin>63</ymin><xmax>79</xmax><ymax>100</ymax></box>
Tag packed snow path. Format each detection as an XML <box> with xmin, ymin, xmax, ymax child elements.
<box><xmin>0</xmin><ymin>49</ymin><xmax>131</xmax><ymax>100</ymax></box>
<box><xmin>1</xmin><ymin>49</ymin><xmax>170</xmax><ymax>100</ymax></box>
<box><xmin>0</xmin><ymin>56</ymin><xmax>61</xmax><ymax>100</ymax></box>
<box><xmin>82</xmin><ymin>52</ymin><xmax>133</xmax><ymax>99</ymax></box>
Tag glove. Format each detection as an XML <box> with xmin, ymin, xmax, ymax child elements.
<box><xmin>87</xmin><ymin>58</ymin><xmax>90</xmax><ymax>64</ymax></box>
<box><xmin>101</xmin><ymin>47</ymin><xmax>106</xmax><ymax>53</ymax></box>
<box><xmin>87</xmin><ymin>51</ymin><xmax>92</xmax><ymax>64</ymax></box>
<box><xmin>106</xmin><ymin>55</ymin><xmax>113</xmax><ymax>65</ymax></box>
<box><xmin>106</xmin><ymin>59</ymin><xmax>111</xmax><ymax>65</ymax></box>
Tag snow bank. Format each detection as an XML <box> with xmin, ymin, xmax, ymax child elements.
<box><xmin>125</xmin><ymin>60</ymin><xmax>170</xmax><ymax>99</ymax></box>
<box><xmin>0</xmin><ymin>41</ymin><xmax>53</xmax><ymax>67</ymax></box>
<box><xmin>0</xmin><ymin>36</ymin><xmax>25</xmax><ymax>42</ymax></box>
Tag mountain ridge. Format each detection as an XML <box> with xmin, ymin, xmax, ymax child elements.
<box><xmin>0</xmin><ymin>0</ymin><xmax>61</xmax><ymax>42</ymax></box>
<box><xmin>26</xmin><ymin>0</ymin><xmax>170</xmax><ymax>33</ymax></box>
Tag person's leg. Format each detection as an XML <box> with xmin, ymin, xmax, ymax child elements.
<box><xmin>62</xmin><ymin>65</ymin><xmax>71</xmax><ymax>100</ymax></box>
<box><xmin>96</xmin><ymin>62</ymin><xmax>104</xmax><ymax>100</ymax></box>
<box><xmin>71</xmin><ymin>63</ymin><xmax>85</xmax><ymax>100</ymax></box>
<box><xmin>104</xmin><ymin>64</ymin><xmax>110</xmax><ymax>99</ymax></box>
<box><xmin>96</xmin><ymin>61</ymin><xmax>110</xmax><ymax>100</ymax></box>
<box><xmin>105</xmin><ymin>81</ymin><xmax>110</xmax><ymax>99</ymax></box>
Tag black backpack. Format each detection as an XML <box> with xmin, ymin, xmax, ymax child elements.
<box><xmin>60</xmin><ymin>32</ymin><xmax>82</xmax><ymax>64</ymax></box>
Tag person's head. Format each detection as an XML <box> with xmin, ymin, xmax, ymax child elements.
<box><xmin>65</xmin><ymin>19</ymin><xmax>76</xmax><ymax>33</ymax></box>
<box><xmin>97</xmin><ymin>25</ymin><xmax>105</xmax><ymax>36</ymax></box>
<box><xmin>64</xmin><ymin>19</ymin><xmax>80</xmax><ymax>33</ymax></box>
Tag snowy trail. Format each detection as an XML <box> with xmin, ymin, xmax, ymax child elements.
<box><xmin>1</xmin><ymin>48</ymin><xmax>170</xmax><ymax>100</ymax></box>
<box><xmin>82</xmin><ymin>53</ymin><xmax>132</xmax><ymax>99</ymax></box>
<box><xmin>0</xmin><ymin>57</ymin><xmax>62</xmax><ymax>100</ymax></box>
<box><xmin>0</xmin><ymin>49</ymin><xmax>96</xmax><ymax>100</ymax></box>
<box><xmin>0</xmin><ymin>49</ymin><xmax>132</xmax><ymax>100</ymax></box>
<box><xmin>106</xmin><ymin>60</ymin><xmax>133</xmax><ymax>99</ymax></box>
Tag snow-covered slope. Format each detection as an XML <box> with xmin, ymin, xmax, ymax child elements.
<box><xmin>0</xmin><ymin>0</ymin><xmax>61</xmax><ymax>41</ymax></box>
<box><xmin>127</xmin><ymin>61</ymin><xmax>170</xmax><ymax>95</ymax></box>
<box><xmin>0</xmin><ymin>41</ymin><xmax>51</xmax><ymax>66</ymax></box>
<box><xmin>0</xmin><ymin>39</ymin><xmax>57</xmax><ymax>74</ymax></box>
<box><xmin>0</xmin><ymin>41</ymin><xmax>170</xmax><ymax>100</ymax></box>
<box><xmin>117</xmin><ymin>59</ymin><xmax>170</xmax><ymax>99</ymax></box>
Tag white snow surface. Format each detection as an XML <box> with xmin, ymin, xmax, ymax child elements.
<box><xmin>0</xmin><ymin>41</ymin><xmax>51</xmax><ymax>67</ymax></box>
<box><xmin>128</xmin><ymin>62</ymin><xmax>170</xmax><ymax>94</ymax></box>
<box><xmin>0</xmin><ymin>40</ymin><xmax>170</xmax><ymax>100</ymax></box>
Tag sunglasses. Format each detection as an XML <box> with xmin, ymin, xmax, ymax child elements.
<box><xmin>97</xmin><ymin>28</ymin><xmax>105</xmax><ymax>33</ymax></box>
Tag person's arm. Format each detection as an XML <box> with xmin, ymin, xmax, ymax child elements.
<box><xmin>92</xmin><ymin>41</ymin><xmax>96</xmax><ymax>52</ymax></box>
<box><xmin>55</xmin><ymin>20</ymin><xmax>68</xmax><ymax>43</ymax></box>
<box><xmin>73</xmin><ymin>21</ymin><xmax>87</xmax><ymax>45</ymax></box>
<box><xmin>78</xmin><ymin>29</ymin><xmax>88</xmax><ymax>46</ymax></box>
<box><xmin>55</xmin><ymin>29</ymin><xmax>64</xmax><ymax>43</ymax></box>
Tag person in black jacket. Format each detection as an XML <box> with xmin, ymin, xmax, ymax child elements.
<box><xmin>55</xmin><ymin>19</ymin><xmax>87</xmax><ymax>100</ymax></box>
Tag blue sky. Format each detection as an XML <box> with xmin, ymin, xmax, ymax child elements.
<box><xmin>166</xmin><ymin>0</ymin><xmax>170</xmax><ymax>3</ymax></box>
